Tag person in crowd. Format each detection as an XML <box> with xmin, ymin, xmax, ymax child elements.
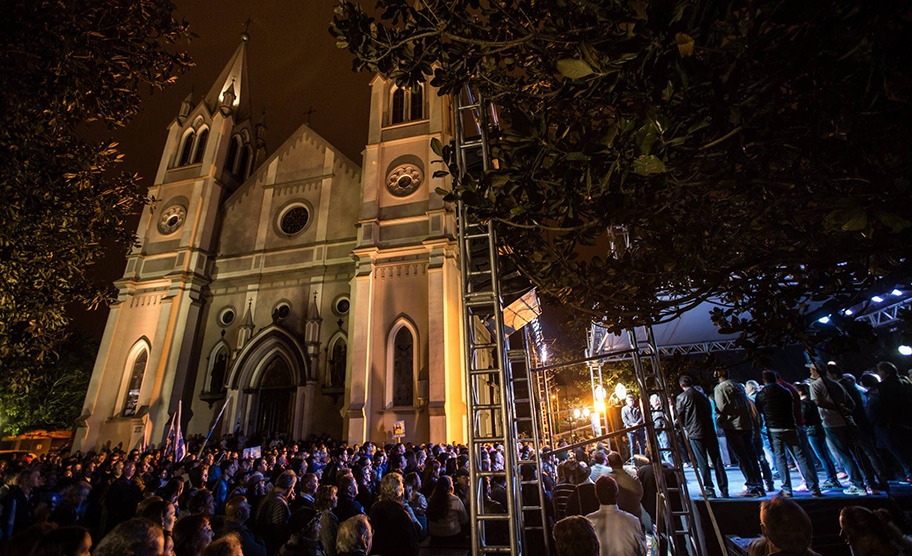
<box><xmin>552</xmin><ymin>460</ymin><xmax>579</xmax><ymax>519</ymax></box>
<box><xmin>714</xmin><ymin>368</ymin><xmax>765</xmax><ymax>497</ymax></box>
<box><xmin>426</xmin><ymin>475</ymin><xmax>469</xmax><ymax>547</ymax></box>
<box><xmin>649</xmin><ymin>394</ymin><xmax>674</xmax><ymax>465</ymax></box>
<box><xmin>217</xmin><ymin>496</ymin><xmax>266</xmax><ymax>556</ymax></box>
<box><xmin>213</xmin><ymin>459</ymin><xmax>238</xmax><ymax>515</ymax></box>
<box><xmin>335</xmin><ymin>515</ymin><xmax>372</xmax><ymax>556</ymax></box>
<box><xmin>755</xmin><ymin>370</ymin><xmax>822</xmax><ymax>497</ymax></box>
<box><xmin>796</xmin><ymin>382</ymin><xmax>842</xmax><ymax>489</ymax></box>
<box><xmin>829</xmin><ymin>363</ymin><xmax>889</xmax><ymax>491</ymax></box>
<box><xmin>105</xmin><ymin>461</ymin><xmax>144</xmax><ymax>533</ymax></box>
<box><xmin>316</xmin><ymin>485</ymin><xmax>340</xmax><ymax>556</ymax></box>
<box><xmin>333</xmin><ymin>474</ymin><xmax>364</xmax><ymax>524</ymax></box>
<box><xmin>367</xmin><ymin>473</ymin><xmax>420</xmax><ymax>556</ymax></box>
<box><xmin>747</xmin><ymin>495</ymin><xmax>818</xmax><ymax>556</ymax></box>
<box><xmin>808</xmin><ymin>361</ymin><xmax>868</xmax><ymax>495</ymax></box>
<box><xmin>27</xmin><ymin>525</ymin><xmax>93</xmax><ymax>556</ymax></box>
<box><xmin>745</xmin><ymin>380</ymin><xmax>776</xmax><ymax>492</ymax></box>
<box><xmin>605</xmin><ymin>451</ymin><xmax>644</xmax><ymax>519</ymax></box>
<box><xmin>0</xmin><ymin>466</ymin><xmax>42</xmax><ymax>537</ymax></box>
<box><xmin>278</xmin><ymin>514</ymin><xmax>324</xmax><ymax>556</ymax></box>
<box><xmin>839</xmin><ymin>505</ymin><xmax>912</xmax><ymax>556</ymax></box>
<box><xmin>403</xmin><ymin>471</ymin><xmax>427</xmax><ymax>533</ymax></box>
<box><xmin>49</xmin><ymin>480</ymin><xmax>92</xmax><ymax>527</ymax></box>
<box><xmin>138</xmin><ymin>498</ymin><xmax>177</xmax><ymax>534</ymax></box>
<box><xmin>94</xmin><ymin>517</ymin><xmax>165</xmax><ymax>556</ymax></box>
<box><xmin>869</xmin><ymin>361</ymin><xmax>912</xmax><ymax>483</ymax></box>
<box><xmin>173</xmin><ymin>513</ymin><xmax>215</xmax><ymax>556</ymax></box>
<box><xmin>676</xmin><ymin>375</ymin><xmax>729</xmax><ymax>498</ymax></box>
<box><xmin>589</xmin><ymin>451</ymin><xmax>611</xmax><ymax>480</ymax></box>
<box><xmin>202</xmin><ymin>532</ymin><xmax>243</xmax><ymax>556</ymax></box>
<box><xmin>622</xmin><ymin>395</ymin><xmax>647</xmax><ymax>457</ymax></box>
<box><xmin>564</xmin><ymin>461</ymin><xmax>599</xmax><ymax>517</ymax></box>
<box><xmin>254</xmin><ymin>469</ymin><xmax>297</xmax><ymax>554</ymax></box>
<box><xmin>553</xmin><ymin>515</ymin><xmax>599</xmax><ymax>556</ymax></box>
<box><xmin>297</xmin><ymin>473</ymin><xmax>319</xmax><ymax>511</ymax></box>
<box><xmin>585</xmin><ymin>475</ymin><xmax>645</xmax><ymax>556</ymax></box>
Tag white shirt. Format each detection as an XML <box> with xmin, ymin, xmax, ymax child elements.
<box><xmin>586</xmin><ymin>504</ymin><xmax>647</xmax><ymax>556</ymax></box>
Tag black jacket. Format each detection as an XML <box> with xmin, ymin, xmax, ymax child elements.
<box><xmin>754</xmin><ymin>383</ymin><xmax>796</xmax><ymax>430</ymax></box>
<box><xmin>675</xmin><ymin>388</ymin><xmax>715</xmax><ymax>439</ymax></box>
<box><xmin>333</xmin><ymin>495</ymin><xmax>364</xmax><ymax>524</ymax></box>
<box><xmin>368</xmin><ymin>499</ymin><xmax>420</xmax><ymax>556</ymax></box>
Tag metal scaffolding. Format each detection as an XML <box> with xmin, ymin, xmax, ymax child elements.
<box><xmin>455</xmin><ymin>88</ymin><xmax>549</xmax><ymax>556</ymax></box>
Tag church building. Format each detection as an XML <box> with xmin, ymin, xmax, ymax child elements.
<box><xmin>73</xmin><ymin>36</ymin><xmax>467</xmax><ymax>451</ymax></box>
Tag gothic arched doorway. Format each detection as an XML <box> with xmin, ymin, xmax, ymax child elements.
<box><xmin>256</xmin><ymin>357</ymin><xmax>294</xmax><ymax>436</ymax></box>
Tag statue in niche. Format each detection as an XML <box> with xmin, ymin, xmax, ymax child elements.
<box><xmin>329</xmin><ymin>342</ymin><xmax>346</xmax><ymax>388</ymax></box>
<box><xmin>210</xmin><ymin>351</ymin><xmax>228</xmax><ymax>393</ymax></box>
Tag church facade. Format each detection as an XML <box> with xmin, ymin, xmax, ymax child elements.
<box><xmin>73</xmin><ymin>38</ymin><xmax>467</xmax><ymax>451</ymax></box>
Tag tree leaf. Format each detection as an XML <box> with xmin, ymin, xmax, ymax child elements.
<box><xmin>632</xmin><ymin>155</ymin><xmax>667</xmax><ymax>175</ymax></box>
<box><xmin>675</xmin><ymin>33</ymin><xmax>695</xmax><ymax>58</ymax></box>
<box><xmin>556</xmin><ymin>58</ymin><xmax>595</xmax><ymax>79</ymax></box>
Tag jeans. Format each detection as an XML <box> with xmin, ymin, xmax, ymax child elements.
<box><xmin>878</xmin><ymin>424</ymin><xmax>912</xmax><ymax>477</ymax></box>
<box><xmin>690</xmin><ymin>436</ymin><xmax>729</xmax><ymax>493</ymax></box>
<box><xmin>753</xmin><ymin>435</ymin><xmax>774</xmax><ymax>487</ymax></box>
<box><xmin>769</xmin><ymin>429</ymin><xmax>819</xmax><ymax>492</ymax></box>
<box><xmin>628</xmin><ymin>430</ymin><xmax>647</xmax><ymax>457</ymax></box>
<box><xmin>656</xmin><ymin>432</ymin><xmax>673</xmax><ymax>464</ymax></box>
<box><xmin>723</xmin><ymin>428</ymin><xmax>763</xmax><ymax>490</ymax></box>
<box><xmin>807</xmin><ymin>432</ymin><xmax>839</xmax><ymax>482</ymax></box>
<box><xmin>824</xmin><ymin>426</ymin><xmax>865</xmax><ymax>489</ymax></box>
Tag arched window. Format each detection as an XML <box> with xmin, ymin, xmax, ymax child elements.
<box><xmin>328</xmin><ymin>338</ymin><xmax>347</xmax><ymax>388</ymax></box>
<box><xmin>192</xmin><ymin>128</ymin><xmax>209</xmax><ymax>164</ymax></box>
<box><xmin>238</xmin><ymin>145</ymin><xmax>252</xmax><ymax>179</ymax></box>
<box><xmin>209</xmin><ymin>348</ymin><xmax>228</xmax><ymax>393</ymax></box>
<box><xmin>122</xmin><ymin>349</ymin><xmax>148</xmax><ymax>417</ymax></box>
<box><xmin>225</xmin><ymin>135</ymin><xmax>241</xmax><ymax>174</ymax></box>
<box><xmin>178</xmin><ymin>131</ymin><xmax>195</xmax><ymax>166</ymax></box>
<box><xmin>392</xmin><ymin>327</ymin><xmax>414</xmax><ymax>406</ymax></box>
<box><xmin>410</xmin><ymin>85</ymin><xmax>424</xmax><ymax>120</ymax></box>
<box><xmin>391</xmin><ymin>88</ymin><xmax>406</xmax><ymax>124</ymax></box>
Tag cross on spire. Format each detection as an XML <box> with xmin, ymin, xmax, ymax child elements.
<box><xmin>241</xmin><ymin>17</ymin><xmax>253</xmax><ymax>41</ymax></box>
<box><xmin>304</xmin><ymin>106</ymin><xmax>317</xmax><ymax>125</ymax></box>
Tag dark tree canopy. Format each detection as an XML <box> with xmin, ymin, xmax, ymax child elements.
<box><xmin>0</xmin><ymin>1</ymin><xmax>191</xmax><ymax>397</ymax></box>
<box><xmin>332</xmin><ymin>0</ymin><xmax>912</xmax><ymax>352</ymax></box>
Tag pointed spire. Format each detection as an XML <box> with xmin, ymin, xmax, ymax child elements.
<box><xmin>307</xmin><ymin>292</ymin><xmax>321</xmax><ymax>321</ymax></box>
<box><xmin>204</xmin><ymin>33</ymin><xmax>250</xmax><ymax>121</ymax></box>
<box><xmin>178</xmin><ymin>91</ymin><xmax>194</xmax><ymax>121</ymax></box>
<box><xmin>254</xmin><ymin>108</ymin><xmax>268</xmax><ymax>167</ymax></box>
<box><xmin>304</xmin><ymin>292</ymin><xmax>322</xmax><ymax>348</ymax></box>
<box><xmin>238</xmin><ymin>299</ymin><xmax>255</xmax><ymax>349</ymax></box>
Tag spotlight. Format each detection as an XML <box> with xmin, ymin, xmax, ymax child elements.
<box><xmin>872</xmin><ymin>296</ymin><xmax>884</xmax><ymax>303</ymax></box>
<box><xmin>843</xmin><ymin>309</ymin><xmax>854</xmax><ymax>316</ymax></box>
<box><xmin>818</xmin><ymin>316</ymin><xmax>830</xmax><ymax>324</ymax></box>
<box><xmin>892</xmin><ymin>289</ymin><xmax>903</xmax><ymax>297</ymax></box>
<box><xmin>899</xmin><ymin>345</ymin><xmax>912</xmax><ymax>356</ymax></box>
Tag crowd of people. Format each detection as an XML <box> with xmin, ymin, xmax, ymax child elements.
<box><xmin>0</xmin><ymin>359</ymin><xmax>910</xmax><ymax>556</ymax></box>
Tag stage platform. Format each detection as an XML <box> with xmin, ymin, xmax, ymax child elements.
<box><xmin>683</xmin><ymin>466</ymin><xmax>912</xmax><ymax>555</ymax></box>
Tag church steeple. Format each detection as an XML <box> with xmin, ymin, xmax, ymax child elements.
<box><xmin>204</xmin><ymin>34</ymin><xmax>251</xmax><ymax>121</ymax></box>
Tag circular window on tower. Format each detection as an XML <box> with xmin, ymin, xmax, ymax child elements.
<box><xmin>218</xmin><ymin>306</ymin><xmax>236</xmax><ymax>327</ymax></box>
<box><xmin>158</xmin><ymin>204</ymin><xmax>187</xmax><ymax>235</ymax></box>
<box><xmin>276</xmin><ymin>202</ymin><xmax>311</xmax><ymax>237</ymax></box>
<box><xmin>333</xmin><ymin>295</ymin><xmax>351</xmax><ymax>316</ymax></box>
<box><xmin>386</xmin><ymin>164</ymin><xmax>423</xmax><ymax>197</ymax></box>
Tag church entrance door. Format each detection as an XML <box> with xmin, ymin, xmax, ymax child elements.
<box><xmin>255</xmin><ymin>358</ymin><xmax>294</xmax><ymax>436</ymax></box>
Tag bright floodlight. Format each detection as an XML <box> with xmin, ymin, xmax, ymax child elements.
<box><xmin>594</xmin><ymin>385</ymin><xmax>607</xmax><ymax>402</ymax></box>
<box><xmin>872</xmin><ymin>295</ymin><xmax>884</xmax><ymax>303</ymax></box>
<box><xmin>572</xmin><ymin>408</ymin><xmax>582</xmax><ymax>420</ymax></box>
<box><xmin>844</xmin><ymin>309</ymin><xmax>854</xmax><ymax>316</ymax></box>
<box><xmin>540</xmin><ymin>347</ymin><xmax>549</xmax><ymax>364</ymax></box>
<box><xmin>615</xmin><ymin>383</ymin><xmax>627</xmax><ymax>400</ymax></box>
<box><xmin>818</xmin><ymin>316</ymin><xmax>830</xmax><ymax>324</ymax></box>
<box><xmin>899</xmin><ymin>345</ymin><xmax>912</xmax><ymax>356</ymax></box>
<box><xmin>892</xmin><ymin>289</ymin><xmax>903</xmax><ymax>296</ymax></box>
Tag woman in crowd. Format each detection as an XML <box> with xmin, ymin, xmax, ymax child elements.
<box><xmin>315</xmin><ymin>485</ymin><xmax>339</xmax><ymax>556</ymax></box>
<box><xmin>173</xmin><ymin>513</ymin><xmax>214</xmax><ymax>556</ymax></box>
<box><xmin>840</xmin><ymin>506</ymin><xmax>912</xmax><ymax>556</ymax></box>
<box><xmin>426</xmin><ymin>475</ymin><xmax>469</xmax><ymax>547</ymax></box>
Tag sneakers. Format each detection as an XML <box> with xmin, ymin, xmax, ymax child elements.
<box><xmin>795</xmin><ymin>482</ymin><xmax>809</xmax><ymax>492</ymax></box>
<box><xmin>705</xmin><ymin>488</ymin><xmax>717</xmax><ymax>498</ymax></box>
<box><xmin>811</xmin><ymin>490</ymin><xmax>824</xmax><ymax>497</ymax></box>
<box><xmin>843</xmin><ymin>485</ymin><xmax>866</xmax><ymax>496</ymax></box>
<box><xmin>779</xmin><ymin>489</ymin><xmax>793</xmax><ymax>497</ymax></box>
<box><xmin>821</xmin><ymin>480</ymin><xmax>843</xmax><ymax>489</ymax></box>
<box><xmin>765</xmin><ymin>482</ymin><xmax>775</xmax><ymax>492</ymax></box>
<box><xmin>837</xmin><ymin>472</ymin><xmax>849</xmax><ymax>480</ymax></box>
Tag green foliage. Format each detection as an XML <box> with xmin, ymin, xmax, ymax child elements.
<box><xmin>0</xmin><ymin>333</ymin><xmax>98</xmax><ymax>435</ymax></box>
<box><xmin>0</xmin><ymin>1</ymin><xmax>191</xmax><ymax>393</ymax></box>
<box><xmin>332</xmin><ymin>0</ymin><xmax>912</xmax><ymax>352</ymax></box>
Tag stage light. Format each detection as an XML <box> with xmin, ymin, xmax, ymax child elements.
<box><xmin>583</xmin><ymin>408</ymin><xmax>591</xmax><ymax>418</ymax></box>
<box><xmin>615</xmin><ymin>383</ymin><xmax>627</xmax><ymax>400</ymax></box>
<box><xmin>899</xmin><ymin>345</ymin><xmax>912</xmax><ymax>356</ymax></box>
<box><xmin>872</xmin><ymin>296</ymin><xmax>884</xmax><ymax>303</ymax></box>
<box><xmin>572</xmin><ymin>408</ymin><xmax>582</xmax><ymax>420</ymax></box>
<box><xmin>818</xmin><ymin>316</ymin><xmax>830</xmax><ymax>324</ymax></box>
<box><xmin>843</xmin><ymin>309</ymin><xmax>854</xmax><ymax>316</ymax></box>
<box><xmin>594</xmin><ymin>385</ymin><xmax>607</xmax><ymax>402</ymax></box>
<box><xmin>892</xmin><ymin>289</ymin><xmax>903</xmax><ymax>296</ymax></box>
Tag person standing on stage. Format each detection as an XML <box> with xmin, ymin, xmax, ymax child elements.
<box><xmin>754</xmin><ymin>371</ymin><xmax>822</xmax><ymax>497</ymax></box>
<box><xmin>622</xmin><ymin>396</ymin><xmax>647</xmax><ymax>458</ymax></box>
<box><xmin>713</xmin><ymin>368</ymin><xmax>765</xmax><ymax>497</ymax></box>
<box><xmin>676</xmin><ymin>375</ymin><xmax>729</xmax><ymax>498</ymax></box>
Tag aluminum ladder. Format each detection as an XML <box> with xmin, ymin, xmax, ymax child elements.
<box><xmin>455</xmin><ymin>87</ymin><xmax>550</xmax><ymax>556</ymax></box>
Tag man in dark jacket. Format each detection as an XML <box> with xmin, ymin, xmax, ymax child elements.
<box><xmin>333</xmin><ymin>474</ymin><xmax>365</xmax><ymax>523</ymax></box>
<box><xmin>219</xmin><ymin>496</ymin><xmax>267</xmax><ymax>556</ymax></box>
<box><xmin>256</xmin><ymin>470</ymin><xmax>297</xmax><ymax>554</ymax></box>
<box><xmin>755</xmin><ymin>371</ymin><xmax>822</xmax><ymax>497</ymax></box>
<box><xmin>367</xmin><ymin>474</ymin><xmax>419</xmax><ymax>556</ymax></box>
<box><xmin>870</xmin><ymin>361</ymin><xmax>912</xmax><ymax>481</ymax></box>
<box><xmin>714</xmin><ymin>368</ymin><xmax>764</xmax><ymax>497</ymax></box>
<box><xmin>676</xmin><ymin>375</ymin><xmax>728</xmax><ymax>498</ymax></box>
